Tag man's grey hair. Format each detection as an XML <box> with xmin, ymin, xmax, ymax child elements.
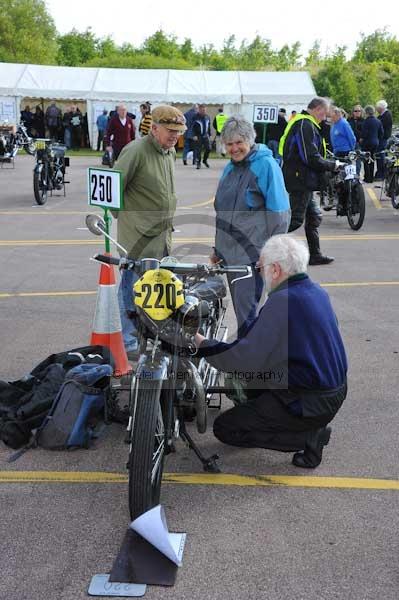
<box><xmin>307</xmin><ymin>96</ymin><xmax>330</xmax><ymax>111</ymax></box>
<box><xmin>376</xmin><ymin>99</ymin><xmax>388</xmax><ymax>110</ymax></box>
<box><xmin>260</xmin><ymin>235</ymin><xmax>309</xmax><ymax>275</ymax></box>
<box><xmin>220</xmin><ymin>115</ymin><xmax>256</xmax><ymax>145</ymax></box>
<box><xmin>331</xmin><ymin>106</ymin><xmax>342</xmax><ymax>117</ymax></box>
<box><xmin>364</xmin><ymin>105</ymin><xmax>375</xmax><ymax>116</ymax></box>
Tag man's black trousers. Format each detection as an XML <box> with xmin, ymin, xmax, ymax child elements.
<box><xmin>288</xmin><ymin>191</ymin><xmax>322</xmax><ymax>257</ymax></box>
<box><xmin>213</xmin><ymin>386</ymin><xmax>346</xmax><ymax>452</ymax></box>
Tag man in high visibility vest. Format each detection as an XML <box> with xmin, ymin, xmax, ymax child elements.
<box><xmin>279</xmin><ymin>96</ymin><xmax>341</xmax><ymax>266</ymax></box>
<box><xmin>213</xmin><ymin>107</ymin><xmax>228</xmax><ymax>156</ymax></box>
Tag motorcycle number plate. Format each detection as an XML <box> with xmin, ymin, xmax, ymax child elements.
<box><xmin>88</xmin><ymin>574</ymin><xmax>146</xmax><ymax>596</ymax></box>
<box><xmin>344</xmin><ymin>164</ymin><xmax>356</xmax><ymax>180</ymax></box>
<box><xmin>394</xmin><ymin>159</ymin><xmax>399</xmax><ymax>167</ymax></box>
<box><xmin>134</xmin><ymin>268</ymin><xmax>184</xmax><ymax>321</ymax></box>
<box><xmin>36</xmin><ymin>140</ymin><xmax>46</xmax><ymax>150</ymax></box>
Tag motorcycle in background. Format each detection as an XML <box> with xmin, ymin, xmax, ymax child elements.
<box><xmin>33</xmin><ymin>139</ymin><xmax>70</xmax><ymax>205</ymax></box>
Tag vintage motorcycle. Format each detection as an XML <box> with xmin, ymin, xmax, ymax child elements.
<box><xmin>320</xmin><ymin>149</ymin><xmax>369</xmax><ymax>230</ymax></box>
<box><xmin>15</xmin><ymin>122</ymin><xmax>36</xmax><ymax>155</ymax></box>
<box><xmin>382</xmin><ymin>141</ymin><xmax>399</xmax><ymax>209</ymax></box>
<box><xmin>33</xmin><ymin>139</ymin><xmax>70</xmax><ymax>205</ymax></box>
<box><xmin>86</xmin><ymin>214</ymin><xmax>251</xmax><ymax>519</ymax></box>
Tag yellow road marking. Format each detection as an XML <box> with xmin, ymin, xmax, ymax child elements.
<box><xmin>366</xmin><ymin>186</ymin><xmax>383</xmax><ymax>210</ymax></box>
<box><xmin>0</xmin><ymin>470</ymin><xmax>398</xmax><ymax>490</ymax></box>
<box><xmin>2</xmin><ymin>281</ymin><xmax>399</xmax><ymax>299</ymax></box>
<box><xmin>179</xmin><ymin>197</ymin><xmax>215</xmax><ymax>209</ymax></box>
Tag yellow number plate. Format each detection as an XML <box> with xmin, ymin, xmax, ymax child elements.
<box><xmin>36</xmin><ymin>140</ymin><xmax>46</xmax><ymax>150</ymax></box>
<box><xmin>394</xmin><ymin>159</ymin><xmax>399</xmax><ymax>167</ymax></box>
<box><xmin>134</xmin><ymin>269</ymin><xmax>184</xmax><ymax>320</ymax></box>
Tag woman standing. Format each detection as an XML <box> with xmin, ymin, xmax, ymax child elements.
<box><xmin>360</xmin><ymin>105</ymin><xmax>384</xmax><ymax>183</ymax></box>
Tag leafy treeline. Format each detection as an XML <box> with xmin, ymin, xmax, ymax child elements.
<box><xmin>1</xmin><ymin>0</ymin><xmax>399</xmax><ymax>115</ymax></box>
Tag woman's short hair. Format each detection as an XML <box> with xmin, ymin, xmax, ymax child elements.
<box><xmin>260</xmin><ymin>235</ymin><xmax>309</xmax><ymax>275</ymax></box>
<box><xmin>376</xmin><ymin>100</ymin><xmax>388</xmax><ymax>111</ymax></box>
<box><xmin>220</xmin><ymin>115</ymin><xmax>256</xmax><ymax>145</ymax></box>
<box><xmin>364</xmin><ymin>105</ymin><xmax>375</xmax><ymax>116</ymax></box>
<box><xmin>330</xmin><ymin>106</ymin><xmax>343</xmax><ymax>117</ymax></box>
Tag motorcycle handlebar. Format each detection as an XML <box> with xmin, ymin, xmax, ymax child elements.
<box><xmin>93</xmin><ymin>254</ymin><xmax>251</xmax><ymax>276</ymax></box>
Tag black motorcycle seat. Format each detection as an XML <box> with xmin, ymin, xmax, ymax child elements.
<box><xmin>190</xmin><ymin>276</ymin><xmax>227</xmax><ymax>302</ymax></box>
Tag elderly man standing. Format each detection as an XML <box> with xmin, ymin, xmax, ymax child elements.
<box><xmin>279</xmin><ymin>97</ymin><xmax>339</xmax><ymax>265</ymax></box>
<box><xmin>105</xmin><ymin>104</ymin><xmax>135</xmax><ymax>161</ymax></box>
<box><xmin>375</xmin><ymin>100</ymin><xmax>393</xmax><ymax>180</ymax></box>
<box><xmin>112</xmin><ymin>105</ymin><xmax>186</xmax><ymax>354</ymax></box>
<box><xmin>211</xmin><ymin>115</ymin><xmax>290</xmax><ymax>335</ymax></box>
<box><xmin>196</xmin><ymin>235</ymin><xmax>348</xmax><ymax>468</ymax></box>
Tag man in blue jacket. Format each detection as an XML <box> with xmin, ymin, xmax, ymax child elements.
<box><xmin>330</xmin><ymin>106</ymin><xmax>356</xmax><ymax>156</ymax></box>
<box><xmin>196</xmin><ymin>234</ymin><xmax>348</xmax><ymax>468</ymax></box>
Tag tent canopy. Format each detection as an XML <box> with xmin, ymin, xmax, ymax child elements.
<box><xmin>0</xmin><ymin>62</ymin><xmax>316</xmax><ymax>104</ymax></box>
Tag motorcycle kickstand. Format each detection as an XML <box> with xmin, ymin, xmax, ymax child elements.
<box><xmin>179</xmin><ymin>420</ymin><xmax>221</xmax><ymax>473</ymax></box>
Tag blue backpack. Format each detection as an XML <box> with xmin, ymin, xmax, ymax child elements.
<box><xmin>36</xmin><ymin>363</ymin><xmax>112</xmax><ymax>449</ymax></box>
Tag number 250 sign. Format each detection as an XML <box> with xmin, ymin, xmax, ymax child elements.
<box><xmin>88</xmin><ymin>168</ymin><xmax>123</xmax><ymax>210</ymax></box>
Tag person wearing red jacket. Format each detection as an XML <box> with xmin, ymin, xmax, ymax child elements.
<box><xmin>105</xmin><ymin>104</ymin><xmax>135</xmax><ymax>160</ymax></box>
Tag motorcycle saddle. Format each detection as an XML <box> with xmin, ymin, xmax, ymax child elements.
<box><xmin>190</xmin><ymin>276</ymin><xmax>227</xmax><ymax>302</ymax></box>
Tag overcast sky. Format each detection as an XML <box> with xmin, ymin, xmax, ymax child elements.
<box><xmin>45</xmin><ymin>0</ymin><xmax>396</xmax><ymax>58</ymax></box>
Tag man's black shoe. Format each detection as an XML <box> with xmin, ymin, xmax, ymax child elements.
<box><xmin>309</xmin><ymin>254</ymin><xmax>334</xmax><ymax>266</ymax></box>
<box><xmin>196</xmin><ymin>164</ymin><xmax>201</xmax><ymax>169</ymax></box>
<box><xmin>292</xmin><ymin>426</ymin><xmax>332</xmax><ymax>468</ymax></box>
<box><xmin>183</xmin><ymin>160</ymin><xmax>187</xmax><ymax>165</ymax></box>
<box><xmin>203</xmin><ymin>160</ymin><xmax>210</xmax><ymax>168</ymax></box>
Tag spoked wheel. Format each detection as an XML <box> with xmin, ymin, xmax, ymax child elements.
<box><xmin>33</xmin><ymin>167</ymin><xmax>48</xmax><ymax>205</ymax></box>
<box><xmin>25</xmin><ymin>142</ymin><xmax>36</xmax><ymax>155</ymax></box>
<box><xmin>347</xmin><ymin>182</ymin><xmax>365</xmax><ymax>230</ymax></box>
<box><xmin>390</xmin><ymin>173</ymin><xmax>399</xmax><ymax>209</ymax></box>
<box><xmin>128</xmin><ymin>378</ymin><xmax>165</xmax><ymax>520</ymax></box>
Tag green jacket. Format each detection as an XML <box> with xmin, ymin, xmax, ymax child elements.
<box><xmin>112</xmin><ymin>133</ymin><xmax>177</xmax><ymax>259</ymax></box>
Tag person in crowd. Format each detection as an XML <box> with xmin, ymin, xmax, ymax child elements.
<box><xmin>360</xmin><ymin>105</ymin><xmax>384</xmax><ymax>184</ymax></box>
<box><xmin>195</xmin><ymin>234</ymin><xmax>348</xmax><ymax>469</ymax></box>
<box><xmin>265</xmin><ymin>107</ymin><xmax>287</xmax><ymax>164</ymax></box>
<box><xmin>82</xmin><ymin>112</ymin><xmax>90</xmax><ymax>147</ymax></box>
<box><xmin>32</xmin><ymin>105</ymin><xmax>45</xmax><ymax>138</ymax></box>
<box><xmin>212</xmin><ymin>107</ymin><xmax>228</xmax><ymax>157</ymax></box>
<box><xmin>138</xmin><ymin>102</ymin><xmax>152</xmax><ymax>137</ymax></box>
<box><xmin>112</xmin><ymin>105</ymin><xmax>186</xmax><ymax>355</ymax></box>
<box><xmin>104</xmin><ymin>103</ymin><xmax>135</xmax><ymax>161</ymax></box>
<box><xmin>375</xmin><ymin>100</ymin><xmax>393</xmax><ymax>180</ymax></box>
<box><xmin>70</xmin><ymin>105</ymin><xmax>83</xmax><ymax>149</ymax></box>
<box><xmin>330</xmin><ymin>106</ymin><xmax>356</xmax><ymax>157</ymax></box>
<box><xmin>279</xmin><ymin>96</ymin><xmax>339</xmax><ymax>266</ymax></box>
<box><xmin>289</xmin><ymin>110</ymin><xmax>297</xmax><ymax>121</ymax></box>
<box><xmin>348</xmin><ymin>105</ymin><xmax>365</xmax><ymax>175</ymax></box>
<box><xmin>62</xmin><ymin>106</ymin><xmax>73</xmax><ymax>149</ymax></box>
<box><xmin>182</xmin><ymin>104</ymin><xmax>198</xmax><ymax>165</ymax></box>
<box><xmin>211</xmin><ymin>115</ymin><xmax>290</xmax><ymax>335</ymax></box>
<box><xmin>20</xmin><ymin>105</ymin><xmax>34</xmax><ymax>135</ymax></box>
<box><xmin>96</xmin><ymin>109</ymin><xmax>108</xmax><ymax>151</ymax></box>
<box><xmin>45</xmin><ymin>101</ymin><xmax>62</xmax><ymax>140</ymax></box>
<box><xmin>192</xmin><ymin>104</ymin><xmax>211</xmax><ymax>169</ymax></box>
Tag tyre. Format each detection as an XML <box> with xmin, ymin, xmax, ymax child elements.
<box><xmin>128</xmin><ymin>378</ymin><xmax>165</xmax><ymax>520</ymax></box>
<box><xmin>33</xmin><ymin>166</ymin><xmax>48</xmax><ymax>205</ymax></box>
<box><xmin>347</xmin><ymin>183</ymin><xmax>365</xmax><ymax>230</ymax></box>
<box><xmin>24</xmin><ymin>142</ymin><xmax>36</xmax><ymax>155</ymax></box>
<box><xmin>390</xmin><ymin>173</ymin><xmax>399</xmax><ymax>209</ymax></box>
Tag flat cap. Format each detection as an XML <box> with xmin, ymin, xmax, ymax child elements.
<box><xmin>152</xmin><ymin>105</ymin><xmax>186</xmax><ymax>132</ymax></box>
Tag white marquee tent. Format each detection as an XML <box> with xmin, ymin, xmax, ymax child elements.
<box><xmin>0</xmin><ymin>62</ymin><xmax>316</xmax><ymax>147</ymax></box>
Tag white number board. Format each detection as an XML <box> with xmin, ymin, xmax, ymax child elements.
<box><xmin>253</xmin><ymin>105</ymin><xmax>279</xmax><ymax>124</ymax></box>
<box><xmin>88</xmin><ymin>168</ymin><xmax>123</xmax><ymax>210</ymax></box>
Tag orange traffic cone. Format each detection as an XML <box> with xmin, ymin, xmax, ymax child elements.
<box><xmin>90</xmin><ymin>258</ymin><xmax>132</xmax><ymax>376</ymax></box>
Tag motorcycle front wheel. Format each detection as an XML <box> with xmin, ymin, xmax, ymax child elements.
<box><xmin>390</xmin><ymin>173</ymin><xmax>399</xmax><ymax>209</ymax></box>
<box><xmin>33</xmin><ymin>166</ymin><xmax>48</xmax><ymax>205</ymax></box>
<box><xmin>128</xmin><ymin>378</ymin><xmax>166</xmax><ymax>520</ymax></box>
<box><xmin>24</xmin><ymin>142</ymin><xmax>36</xmax><ymax>155</ymax></box>
<box><xmin>347</xmin><ymin>182</ymin><xmax>365</xmax><ymax>230</ymax></box>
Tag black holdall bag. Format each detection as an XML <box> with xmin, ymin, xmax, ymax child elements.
<box><xmin>0</xmin><ymin>345</ymin><xmax>113</xmax><ymax>451</ymax></box>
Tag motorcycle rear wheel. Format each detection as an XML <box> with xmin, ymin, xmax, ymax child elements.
<box><xmin>347</xmin><ymin>183</ymin><xmax>365</xmax><ymax>230</ymax></box>
<box><xmin>390</xmin><ymin>173</ymin><xmax>399</xmax><ymax>209</ymax></box>
<box><xmin>33</xmin><ymin>168</ymin><xmax>48</xmax><ymax>205</ymax></box>
<box><xmin>128</xmin><ymin>379</ymin><xmax>165</xmax><ymax>520</ymax></box>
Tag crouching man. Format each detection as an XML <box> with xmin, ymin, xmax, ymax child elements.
<box><xmin>195</xmin><ymin>235</ymin><xmax>347</xmax><ymax>468</ymax></box>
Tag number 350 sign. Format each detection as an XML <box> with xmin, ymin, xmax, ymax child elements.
<box><xmin>88</xmin><ymin>168</ymin><xmax>123</xmax><ymax>210</ymax></box>
<box><xmin>253</xmin><ymin>104</ymin><xmax>279</xmax><ymax>124</ymax></box>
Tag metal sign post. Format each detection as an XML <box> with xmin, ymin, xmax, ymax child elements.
<box><xmin>88</xmin><ymin>167</ymin><xmax>123</xmax><ymax>252</ymax></box>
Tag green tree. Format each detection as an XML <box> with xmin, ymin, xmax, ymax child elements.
<box><xmin>0</xmin><ymin>0</ymin><xmax>58</xmax><ymax>64</ymax></box>
<box><xmin>313</xmin><ymin>48</ymin><xmax>358</xmax><ymax>110</ymax></box>
<box><xmin>238</xmin><ymin>35</ymin><xmax>275</xmax><ymax>70</ymax></box>
<box><xmin>57</xmin><ymin>28</ymin><xmax>99</xmax><ymax>66</ymax></box>
<box><xmin>275</xmin><ymin>42</ymin><xmax>302</xmax><ymax>70</ymax></box>
<box><xmin>354</xmin><ymin>62</ymin><xmax>382</xmax><ymax>107</ymax></box>
<box><xmin>141</xmin><ymin>30</ymin><xmax>180</xmax><ymax>58</ymax></box>
<box><xmin>354</xmin><ymin>28</ymin><xmax>399</xmax><ymax>65</ymax></box>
